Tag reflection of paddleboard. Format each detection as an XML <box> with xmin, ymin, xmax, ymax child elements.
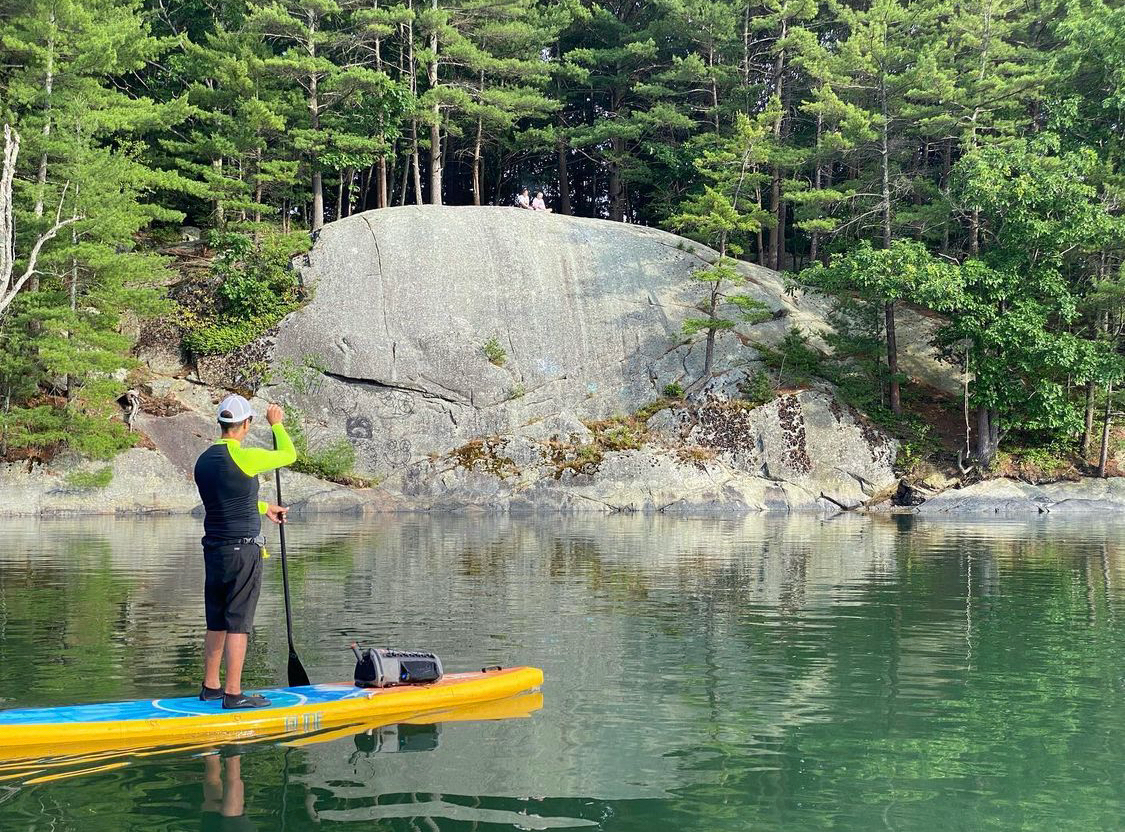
<box><xmin>0</xmin><ymin>667</ymin><xmax>543</xmax><ymax>764</ymax></box>
<box><xmin>283</xmin><ymin>689</ymin><xmax>545</xmax><ymax>751</ymax></box>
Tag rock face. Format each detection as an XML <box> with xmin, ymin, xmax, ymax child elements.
<box><xmin>268</xmin><ymin>207</ymin><xmax>899</xmax><ymax>512</ymax></box>
<box><xmin>272</xmin><ymin>206</ymin><xmax>827</xmax><ymax>469</ymax></box>
<box><xmin>916</xmin><ymin>477</ymin><xmax>1125</xmax><ymax>515</ymax></box>
<box><xmin>395</xmin><ymin>391</ymin><xmax>898</xmax><ymax>514</ymax></box>
<box><xmin>0</xmin><ymin>449</ymin><xmax>200</xmax><ymax>517</ymax></box>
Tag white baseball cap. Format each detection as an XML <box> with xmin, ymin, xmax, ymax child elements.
<box><xmin>216</xmin><ymin>394</ymin><xmax>257</xmax><ymax>424</ymax></box>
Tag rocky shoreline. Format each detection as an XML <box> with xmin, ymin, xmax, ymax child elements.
<box><xmin>4</xmin><ymin>442</ymin><xmax>1125</xmax><ymax>518</ymax></box>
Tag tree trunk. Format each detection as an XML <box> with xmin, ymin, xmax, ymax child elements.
<box><xmin>33</xmin><ymin>15</ymin><xmax>55</xmax><ymax>221</ymax></box>
<box><xmin>768</xmin><ymin>10</ymin><xmax>787</xmax><ymax>271</ymax></box>
<box><xmin>336</xmin><ymin>172</ymin><xmax>344</xmax><ymax>219</ymax></box>
<box><xmin>1082</xmin><ymin>380</ymin><xmax>1096</xmax><ymax>459</ymax></box>
<box><xmin>398</xmin><ymin>150</ymin><xmax>410</xmax><ymax>206</ymax></box>
<box><xmin>975</xmin><ymin>406</ymin><xmax>994</xmax><ymax>466</ymax></box>
<box><xmin>609</xmin><ymin>135</ymin><xmax>624</xmax><ymax>222</ymax></box>
<box><xmin>428</xmin><ymin>119</ymin><xmax>442</xmax><ymax>205</ymax></box>
<box><xmin>360</xmin><ymin>164</ymin><xmax>372</xmax><ymax>210</ymax></box>
<box><xmin>885</xmin><ymin>300</ymin><xmax>901</xmax><ymax>416</ymax></box>
<box><xmin>963</xmin><ymin>349</ymin><xmax>971</xmax><ymax>459</ymax></box>
<box><xmin>709</xmin><ymin>44</ymin><xmax>720</xmax><ymax>132</ymax></box>
<box><xmin>411</xmin><ymin>122</ymin><xmax>423</xmax><ymax>204</ymax></box>
<box><xmin>741</xmin><ymin>4</ymin><xmax>751</xmax><ymax>91</ymax></box>
<box><xmin>810</xmin><ymin>112</ymin><xmax>822</xmax><ymax>264</ymax></box>
<box><xmin>557</xmin><ymin>134</ymin><xmax>572</xmax><ymax>215</ymax></box>
<box><xmin>238</xmin><ymin>158</ymin><xmax>247</xmax><ymax>222</ymax></box>
<box><xmin>756</xmin><ymin>181</ymin><xmax>765</xmax><ymax>265</ymax></box>
<box><xmin>64</xmin><ymin>214</ymin><xmax>78</xmax><ymax>401</ymax></box>
<box><xmin>941</xmin><ymin>138</ymin><xmax>952</xmax><ymax>254</ymax></box>
<box><xmin>697</xmin><ymin>283</ymin><xmax>721</xmax><ymax>389</ymax></box>
<box><xmin>307</xmin><ymin>11</ymin><xmax>324</xmax><ymax>232</ymax></box>
<box><xmin>406</xmin><ymin>5</ymin><xmax>423</xmax><ymax>205</ymax></box>
<box><xmin>29</xmin><ymin>17</ymin><xmax>55</xmax><ymax>324</ymax></box>
<box><xmin>427</xmin><ymin>0</ymin><xmax>442</xmax><ymax>206</ymax></box>
<box><xmin>1099</xmin><ymin>381</ymin><xmax>1114</xmax><ymax>478</ymax></box>
<box><xmin>880</xmin><ymin>77</ymin><xmax>891</xmax><ymax>249</ymax></box>
<box><xmin>472</xmin><ymin>115</ymin><xmax>483</xmax><ymax>206</ymax></box>
<box><xmin>212</xmin><ymin>158</ymin><xmax>225</xmax><ymax>226</ymax></box>
<box><xmin>374</xmin><ymin>2</ymin><xmax>386</xmax><ymax>210</ymax></box>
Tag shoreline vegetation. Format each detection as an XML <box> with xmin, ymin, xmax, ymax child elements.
<box><xmin>2</xmin><ymin>0</ymin><xmax>1125</xmax><ymax>503</ymax></box>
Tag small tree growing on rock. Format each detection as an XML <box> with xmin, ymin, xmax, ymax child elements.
<box><xmin>668</xmin><ymin>110</ymin><xmax>775</xmax><ymax>393</ymax></box>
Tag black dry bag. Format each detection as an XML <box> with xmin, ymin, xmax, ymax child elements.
<box><xmin>351</xmin><ymin>643</ymin><xmax>444</xmax><ymax>688</ymax></box>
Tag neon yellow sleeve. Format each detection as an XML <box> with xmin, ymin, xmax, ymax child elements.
<box><xmin>258</xmin><ymin>501</ymin><xmax>268</xmax><ymax>514</ymax></box>
<box><xmin>228</xmin><ymin>424</ymin><xmax>298</xmax><ymax>478</ymax></box>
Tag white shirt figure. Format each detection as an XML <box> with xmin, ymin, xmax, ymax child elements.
<box><xmin>516</xmin><ymin>191</ymin><xmax>531</xmax><ymax>209</ymax></box>
<box><xmin>532</xmin><ymin>193</ymin><xmax>549</xmax><ymax>211</ymax></box>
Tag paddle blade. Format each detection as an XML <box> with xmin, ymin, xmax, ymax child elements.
<box><xmin>288</xmin><ymin>652</ymin><xmax>311</xmax><ymax>687</ymax></box>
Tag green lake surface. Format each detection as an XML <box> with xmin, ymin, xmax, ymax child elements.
<box><xmin>0</xmin><ymin>514</ymin><xmax>1123</xmax><ymax>831</ymax></box>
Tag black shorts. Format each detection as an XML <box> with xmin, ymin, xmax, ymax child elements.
<box><xmin>203</xmin><ymin>541</ymin><xmax>263</xmax><ymax>634</ymax></box>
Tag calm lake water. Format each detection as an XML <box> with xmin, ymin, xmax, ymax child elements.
<box><xmin>0</xmin><ymin>514</ymin><xmax>1123</xmax><ymax>831</ymax></box>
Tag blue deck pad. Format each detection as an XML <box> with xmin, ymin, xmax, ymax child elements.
<box><xmin>0</xmin><ymin>684</ymin><xmax>370</xmax><ymax>725</ymax></box>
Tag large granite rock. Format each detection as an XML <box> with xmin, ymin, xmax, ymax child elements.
<box><xmin>270</xmin><ymin>206</ymin><xmax>836</xmax><ymax>476</ymax></box>
<box><xmin>262</xmin><ymin>206</ymin><xmax>902</xmax><ymax>512</ymax></box>
<box><xmin>916</xmin><ymin>476</ymin><xmax>1125</xmax><ymax>514</ymax></box>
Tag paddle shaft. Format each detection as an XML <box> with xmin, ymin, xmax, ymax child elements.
<box><xmin>274</xmin><ymin>434</ymin><xmax>310</xmax><ymax>687</ymax></box>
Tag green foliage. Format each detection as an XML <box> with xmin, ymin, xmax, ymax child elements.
<box><xmin>183</xmin><ymin>231</ymin><xmax>308</xmax><ymax>356</ymax></box>
<box><xmin>585</xmin><ymin>417</ymin><xmax>646</xmax><ymax>452</ymax></box>
<box><xmin>293</xmin><ymin>437</ymin><xmax>359</xmax><ymax>482</ymax></box>
<box><xmin>2</xmin><ymin>0</ymin><xmax>1124</xmax><ymax>471</ymax></box>
<box><xmin>285</xmin><ymin>409</ymin><xmax>365</xmax><ymax>484</ymax></box>
<box><xmin>989</xmin><ymin>443</ymin><xmax>1082</xmax><ymax>484</ymax></box>
<box><xmin>482</xmin><ymin>337</ymin><xmax>507</xmax><ymax>366</ymax></box>
<box><xmin>890</xmin><ymin>418</ymin><xmax>940</xmax><ymax>474</ymax></box>
<box><xmin>65</xmin><ymin>467</ymin><xmax>114</xmax><ymax>490</ymax></box>
<box><xmin>755</xmin><ymin>328</ymin><xmax>825</xmax><ymax>389</ymax></box>
<box><xmin>664</xmin><ymin>110</ymin><xmax>778</xmax><ymax>386</ymax></box>
<box><xmin>739</xmin><ymin>370</ymin><xmax>776</xmax><ymax>407</ymax></box>
<box><xmin>635</xmin><ymin>398</ymin><xmax>672</xmax><ymax>421</ymax></box>
<box><xmin>801</xmin><ymin>241</ymin><xmax>962</xmax><ymax>309</ymax></box>
<box><xmin>663</xmin><ymin>382</ymin><xmax>685</xmax><ymax>399</ymax></box>
<box><xmin>935</xmin><ymin>139</ymin><xmax>1125</xmax><ymax>443</ymax></box>
<box><xmin>183</xmin><ymin>318</ymin><xmax>274</xmax><ymax>355</ymax></box>
<box><xmin>276</xmin><ymin>355</ymin><xmax>328</xmax><ymax>397</ymax></box>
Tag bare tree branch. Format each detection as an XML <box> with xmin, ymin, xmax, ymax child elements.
<box><xmin>0</xmin><ymin>125</ymin><xmax>84</xmax><ymax>322</ymax></box>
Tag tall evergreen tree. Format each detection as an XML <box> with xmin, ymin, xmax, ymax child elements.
<box><xmin>0</xmin><ymin>0</ymin><xmax>185</xmax><ymax>456</ymax></box>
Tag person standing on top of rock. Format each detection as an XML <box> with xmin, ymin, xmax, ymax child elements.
<box><xmin>193</xmin><ymin>395</ymin><xmax>296</xmax><ymax>709</ymax></box>
<box><xmin>516</xmin><ymin>188</ymin><xmax>531</xmax><ymax>209</ymax></box>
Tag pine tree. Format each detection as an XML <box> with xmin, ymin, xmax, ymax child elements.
<box><xmin>247</xmin><ymin>0</ymin><xmax>389</xmax><ymax>230</ymax></box>
<box><xmin>0</xmin><ymin>0</ymin><xmax>185</xmax><ymax>457</ymax></box>
<box><xmin>668</xmin><ymin>111</ymin><xmax>774</xmax><ymax>388</ymax></box>
<box><xmin>562</xmin><ymin>1</ymin><xmax>680</xmax><ymax>222</ymax></box>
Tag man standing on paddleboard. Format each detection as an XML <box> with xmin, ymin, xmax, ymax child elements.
<box><xmin>194</xmin><ymin>395</ymin><xmax>297</xmax><ymax>709</ymax></box>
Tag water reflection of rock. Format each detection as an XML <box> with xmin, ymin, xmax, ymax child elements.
<box><xmin>279</xmin><ymin>514</ymin><xmax>906</xmax><ymax>804</ymax></box>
